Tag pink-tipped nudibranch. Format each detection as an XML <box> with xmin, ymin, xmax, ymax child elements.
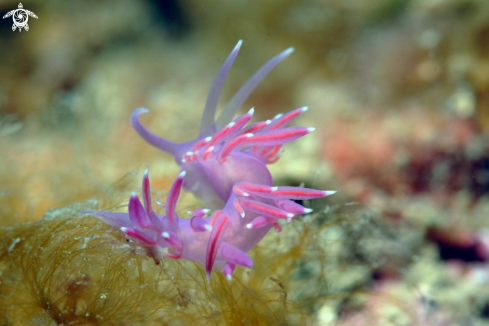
<box><xmin>83</xmin><ymin>41</ymin><xmax>335</xmax><ymax>281</ymax></box>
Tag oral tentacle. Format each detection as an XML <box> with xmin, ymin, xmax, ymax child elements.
<box><xmin>131</xmin><ymin>108</ymin><xmax>180</xmax><ymax>157</ymax></box>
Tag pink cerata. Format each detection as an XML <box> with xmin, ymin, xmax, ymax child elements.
<box><xmin>83</xmin><ymin>40</ymin><xmax>335</xmax><ymax>281</ymax></box>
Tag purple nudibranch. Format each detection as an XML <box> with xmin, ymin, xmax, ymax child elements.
<box><xmin>83</xmin><ymin>41</ymin><xmax>335</xmax><ymax>281</ymax></box>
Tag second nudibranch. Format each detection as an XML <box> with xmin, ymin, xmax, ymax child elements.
<box><xmin>87</xmin><ymin>163</ymin><xmax>332</xmax><ymax>280</ymax></box>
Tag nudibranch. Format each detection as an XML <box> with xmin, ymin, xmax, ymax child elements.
<box><xmin>84</xmin><ymin>41</ymin><xmax>335</xmax><ymax>281</ymax></box>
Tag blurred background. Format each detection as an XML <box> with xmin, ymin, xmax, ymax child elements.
<box><xmin>1</xmin><ymin>0</ymin><xmax>489</xmax><ymax>324</ymax></box>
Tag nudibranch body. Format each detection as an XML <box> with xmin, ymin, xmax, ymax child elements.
<box><xmin>84</xmin><ymin>41</ymin><xmax>335</xmax><ymax>281</ymax></box>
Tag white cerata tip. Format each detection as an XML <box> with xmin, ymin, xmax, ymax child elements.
<box><xmin>162</xmin><ymin>232</ymin><xmax>170</xmax><ymax>238</ymax></box>
<box><xmin>307</xmin><ymin>127</ymin><xmax>316</xmax><ymax>133</ymax></box>
<box><xmin>246</xmin><ymin>223</ymin><xmax>252</xmax><ymax>229</ymax></box>
<box><xmin>179</xmin><ymin>170</ymin><xmax>186</xmax><ymax>178</ymax></box>
<box><xmin>144</xmin><ymin>166</ymin><xmax>149</xmax><ymax>175</ymax></box>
